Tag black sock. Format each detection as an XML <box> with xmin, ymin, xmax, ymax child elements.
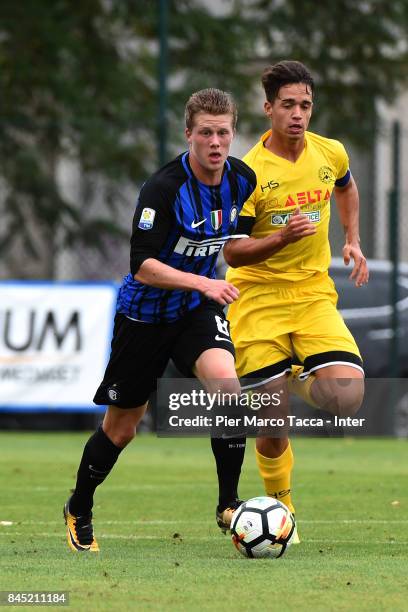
<box><xmin>69</xmin><ymin>426</ymin><xmax>123</xmax><ymax>516</ymax></box>
<box><xmin>211</xmin><ymin>436</ymin><xmax>246</xmax><ymax>511</ymax></box>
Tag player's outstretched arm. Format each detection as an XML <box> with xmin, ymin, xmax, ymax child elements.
<box><xmin>334</xmin><ymin>177</ymin><xmax>369</xmax><ymax>288</ymax></box>
<box><xmin>224</xmin><ymin>207</ymin><xmax>316</xmax><ymax>268</ymax></box>
<box><xmin>134</xmin><ymin>258</ymin><xmax>239</xmax><ymax>306</ymax></box>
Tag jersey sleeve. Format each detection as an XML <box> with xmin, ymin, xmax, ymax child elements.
<box><xmin>231</xmin><ymin>190</ymin><xmax>257</xmax><ymax>237</ymax></box>
<box><xmin>130</xmin><ymin>179</ymin><xmax>173</xmax><ymax>276</ymax></box>
<box><xmin>227</xmin><ymin>156</ymin><xmax>257</xmax><ymax>237</ymax></box>
<box><xmin>233</xmin><ymin>215</ymin><xmax>256</xmax><ymax>237</ymax></box>
<box><xmin>333</xmin><ymin>141</ymin><xmax>351</xmax><ymax>187</ymax></box>
<box><xmin>236</xmin><ymin>168</ymin><xmax>257</xmax><ymax>236</ymax></box>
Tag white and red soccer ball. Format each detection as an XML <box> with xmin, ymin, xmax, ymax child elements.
<box><xmin>231</xmin><ymin>496</ymin><xmax>296</xmax><ymax>559</ymax></box>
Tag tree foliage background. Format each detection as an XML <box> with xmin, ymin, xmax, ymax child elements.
<box><xmin>1</xmin><ymin>0</ymin><xmax>408</xmax><ymax>276</ymax></box>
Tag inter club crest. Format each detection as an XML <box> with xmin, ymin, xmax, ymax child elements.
<box><xmin>211</xmin><ymin>209</ymin><xmax>222</xmax><ymax>230</ymax></box>
<box><xmin>230</xmin><ymin>206</ymin><xmax>238</xmax><ymax>224</ymax></box>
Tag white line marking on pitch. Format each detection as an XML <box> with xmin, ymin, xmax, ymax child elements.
<box><xmin>3</xmin><ymin>484</ymin><xmax>210</xmax><ymax>492</ymax></box>
<box><xmin>3</xmin><ymin>519</ymin><xmax>407</xmax><ymax>526</ymax></box>
<box><xmin>0</xmin><ymin>532</ymin><xmax>406</xmax><ymax>544</ymax></box>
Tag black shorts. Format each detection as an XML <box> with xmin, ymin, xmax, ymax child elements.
<box><xmin>93</xmin><ymin>301</ymin><xmax>235</xmax><ymax>408</ymax></box>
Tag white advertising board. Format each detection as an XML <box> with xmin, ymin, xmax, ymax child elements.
<box><xmin>0</xmin><ymin>282</ymin><xmax>117</xmax><ymax>411</ymax></box>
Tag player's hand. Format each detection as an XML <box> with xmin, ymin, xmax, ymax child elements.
<box><xmin>281</xmin><ymin>207</ymin><xmax>317</xmax><ymax>244</ymax></box>
<box><xmin>200</xmin><ymin>278</ymin><xmax>239</xmax><ymax>305</ymax></box>
<box><xmin>343</xmin><ymin>243</ymin><xmax>369</xmax><ymax>287</ymax></box>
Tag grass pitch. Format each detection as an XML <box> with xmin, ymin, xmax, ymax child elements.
<box><xmin>0</xmin><ymin>432</ymin><xmax>407</xmax><ymax>611</ymax></box>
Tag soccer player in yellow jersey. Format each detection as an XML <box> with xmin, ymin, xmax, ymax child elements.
<box><xmin>222</xmin><ymin>60</ymin><xmax>369</xmax><ymax>534</ymax></box>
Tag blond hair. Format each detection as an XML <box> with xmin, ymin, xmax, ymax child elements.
<box><xmin>185</xmin><ymin>88</ymin><xmax>237</xmax><ymax>130</ymax></box>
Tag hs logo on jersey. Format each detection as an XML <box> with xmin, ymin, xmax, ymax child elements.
<box><xmin>260</xmin><ymin>179</ymin><xmax>279</xmax><ymax>192</ymax></box>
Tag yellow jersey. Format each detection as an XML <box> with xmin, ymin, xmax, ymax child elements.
<box><xmin>226</xmin><ymin>129</ymin><xmax>349</xmax><ymax>285</ymax></box>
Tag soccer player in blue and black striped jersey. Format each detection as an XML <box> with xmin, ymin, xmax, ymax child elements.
<box><xmin>63</xmin><ymin>89</ymin><xmax>256</xmax><ymax>552</ymax></box>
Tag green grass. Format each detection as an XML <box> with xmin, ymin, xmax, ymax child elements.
<box><xmin>0</xmin><ymin>433</ymin><xmax>407</xmax><ymax>611</ymax></box>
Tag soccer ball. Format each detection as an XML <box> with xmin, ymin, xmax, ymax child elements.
<box><xmin>231</xmin><ymin>497</ymin><xmax>296</xmax><ymax>559</ymax></box>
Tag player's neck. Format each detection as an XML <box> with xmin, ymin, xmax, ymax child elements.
<box><xmin>188</xmin><ymin>153</ymin><xmax>223</xmax><ymax>186</ymax></box>
<box><xmin>265</xmin><ymin>131</ymin><xmax>305</xmax><ymax>163</ymax></box>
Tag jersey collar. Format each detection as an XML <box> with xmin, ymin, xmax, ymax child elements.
<box><xmin>181</xmin><ymin>151</ymin><xmax>231</xmax><ymax>182</ymax></box>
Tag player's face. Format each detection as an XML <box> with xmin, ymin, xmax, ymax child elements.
<box><xmin>265</xmin><ymin>83</ymin><xmax>313</xmax><ymax>142</ymax></box>
<box><xmin>186</xmin><ymin>113</ymin><xmax>235</xmax><ymax>184</ymax></box>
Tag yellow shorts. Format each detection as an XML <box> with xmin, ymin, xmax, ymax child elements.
<box><xmin>227</xmin><ymin>272</ymin><xmax>363</xmax><ymax>380</ymax></box>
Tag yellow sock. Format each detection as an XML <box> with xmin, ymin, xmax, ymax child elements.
<box><xmin>255</xmin><ymin>442</ymin><xmax>295</xmax><ymax>514</ymax></box>
<box><xmin>287</xmin><ymin>366</ymin><xmax>319</xmax><ymax>409</ymax></box>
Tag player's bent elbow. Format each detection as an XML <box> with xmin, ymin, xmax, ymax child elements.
<box><xmin>223</xmin><ymin>248</ymin><xmax>240</xmax><ymax>268</ymax></box>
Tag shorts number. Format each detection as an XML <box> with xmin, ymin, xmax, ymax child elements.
<box><xmin>215</xmin><ymin>315</ymin><xmax>230</xmax><ymax>338</ymax></box>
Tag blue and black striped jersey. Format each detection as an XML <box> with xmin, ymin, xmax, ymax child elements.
<box><xmin>116</xmin><ymin>152</ymin><xmax>256</xmax><ymax>323</ymax></box>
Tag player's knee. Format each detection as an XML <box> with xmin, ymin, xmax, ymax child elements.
<box><xmin>256</xmin><ymin>436</ymin><xmax>288</xmax><ymax>458</ymax></box>
<box><xmin>202</xmin><ymin>366</ymin><xmax>239</xmax><ymax>389</ymax></box>
<box><xmin>217</xmin><ymin>378</ymin><xmax>241</xmax><ymax>397</ymax></box>
<box><xmin>105</xmin><ymin>424</ymin><xmax>136</xmax><ymax>448</ymax></box>
<box><xmin>203</xmin><ymin>378</ymin><xmax>241</xmax><ymax>402</ymax></box>
<box><xmin>337</xmin><ymin>383</ymin><xmax>364</xmax><ymax>417</ymax></box>
<box><xmin>317</xmin><ymin>378</ymin><xmax>364</xmax><ymax>417</ymax></box>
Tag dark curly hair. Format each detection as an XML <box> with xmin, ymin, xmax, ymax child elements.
<box><xmin>262</xmin><ymin>61</ymin><xmax>314</xmax><ymax>102</ymax></box>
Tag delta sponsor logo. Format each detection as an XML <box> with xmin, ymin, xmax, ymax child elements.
<box><xmin>284</xmin><ymin>188</ymin><xmax>331</xmax><ymax>207</ymax></box>
<box><xmin>271</xmin><ymin>210</ymin><xmax>321</xmax><ymax>226</ymax></box>
<box><xmin>173</xmin><ymin>235</ymin><xmax>228</xmax><ymax>257</ymax></box>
